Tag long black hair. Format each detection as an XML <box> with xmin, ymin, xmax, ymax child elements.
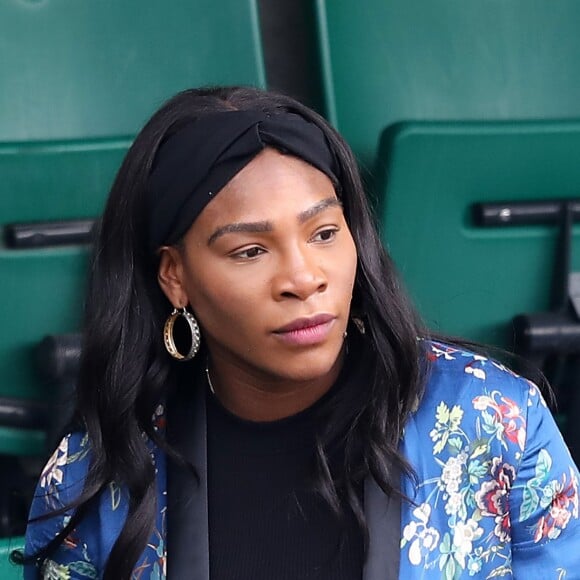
<box><xmin>27</xmin><ymin>86</ymin><xmax>428</xmax><ymax>578</ymax></box>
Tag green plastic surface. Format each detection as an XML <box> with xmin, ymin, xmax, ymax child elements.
<box><xmin>316</xmin><ymin>1</ymin><xmax>580</xmax><ymax>167</ymax></box>
<box><xmin>377</xmin><ymin>121</ymin><xmax>580</xmax><ymax>346</ymax></box>
<box><xmin>0</xmin><ymin>0</ymin><xmax>265</xmax><ymax>456</ymax></box>
<box><xmin>1</xmin><ymin>0</ymin><xmax>265</xmax><ymax>141</ymax></box>
<box><xmin>0</xmin><ymin>537</ymin><xmax>23</xmax><ymax>579</ymax></box>
<box><xmin>0</xmin><ymin>246</ymin><xmax>89</xmax><ymax>400</ymax></box>
<box><xmin>0</xmin><ymin>140</ymin><xmax>125</xmax><ymax>456</ymax></box>
<box><xmin>0</xmin><ymin>140</ymin><xmax>129</xmax><ymax>223</ymax></box>
<box><xmin>0</xmin><ymin>427</ymin><xmax>45</xmax><ymax>457</ymax></box>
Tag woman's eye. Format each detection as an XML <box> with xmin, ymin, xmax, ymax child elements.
<box><xmin>312</xmin><ymin>228</ymin><xmax>338</xmax><ymax>243</ymax></box>
<box><xmin>232</xmin><ymin>246</ymin><xmax>265</xmax><ymax>260</ymax></box>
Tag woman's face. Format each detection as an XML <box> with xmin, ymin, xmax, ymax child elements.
<box><xmin>158</xmin><ymin>148</ymin><xmax>358</xmax><ymax>390</ymax></box>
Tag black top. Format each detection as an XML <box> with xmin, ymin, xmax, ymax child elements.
<box><xmin>206</xmin><ymin>370</ymin><xmax>364</xmax><ymax>580</ymax></box>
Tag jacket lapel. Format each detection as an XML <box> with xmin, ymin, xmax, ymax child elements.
<box><xmin>167</xmin><ymin>376</ymin><xmax>401</xmax><ymax>580</ymax></box>
<box><xmin>166</xmin><ymin>379</ymin><xmax>210</xmax><ymax>580</ymax></box>
<box><xmin>362</xmin><ymin>473</ymin><xmax>401</xmax><ymax>580</ymax></box>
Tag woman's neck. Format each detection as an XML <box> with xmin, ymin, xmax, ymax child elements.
<box><xmin>205</xmin><ymin>353</ymin><xmax>344</xmax><ymax>422</ymax></box>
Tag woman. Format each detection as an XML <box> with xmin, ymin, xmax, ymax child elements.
<box><xmin>24</xmin><ymin>87</ymin><xmax>580</xmax><ymax>579</ymax></box>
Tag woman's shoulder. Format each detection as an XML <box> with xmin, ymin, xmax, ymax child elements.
<box><xmin>413</xmin><ymin>338</ymin><xmax>545</xmax><ymax>459</ymax></box>
<box><xmin>24</xmin><ymin>431</ymin><xmax>96</xmax><ymax>577</ymax></box>
<box><xmin>30</xmin><ymin>431</ymin><xmax>92</xmax><ymax>515</ymax></box>
<box><xmin>25</xmin><ymin>418</ymin><xmax>168</xmax><ymax>578</ymax></box>
<box><xmin>400</xmin><ymin>340</ymin><xmax>580</xmax><ymax>577</ymax></box>
<box><xmin>407</xmin><ymin>339</ymin><xmax>536</xmax><ymax>461</ymax></box>
<box><xmin>419</xmin><ymin>338</ymin><xmax>537</xmax><ymax>408</ymax></box>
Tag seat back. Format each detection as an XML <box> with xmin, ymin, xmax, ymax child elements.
<box><xmin>315</xmin><ymin>0</ymin><xmax>580</xmax><ymax>166</ymax></box>
<box><xmin>1</xmin><ymin>0</ymin><xmax>265</xmax><ymax>142</ymax></box>
<box><xmin>0</xmin><ymin>0</ymin><xmax>265</xmax><ymax>456</ymax></box>
<box><xmin>376</xmin><ymin>121</ymin><xmax>580</xmax><ymax>346</ymax></box>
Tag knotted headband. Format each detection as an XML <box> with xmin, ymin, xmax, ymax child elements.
<box><xmin>146</xmin><ymin>110</ymin><xmax>339</xmax><ymax>250</ymax></box>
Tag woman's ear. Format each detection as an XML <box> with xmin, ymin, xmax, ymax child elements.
<box><xmin>157</xmin><ymin>246</ymin><xmax>189</xmax><ymax>308</ymax></box>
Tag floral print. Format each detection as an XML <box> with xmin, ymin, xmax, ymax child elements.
<box><xmin>400</xmin><ymin>342</ymin><xmax>580</xmax><ymax>579</ymax></box>
<box><xmin>40</xmin><ymin>437</ymin><xmax>68</xmax><ymax>491</ymax></box>
<box><xmin>521</xmin><ymin>451</ymin><xmax>579</xmax><ymax>543</ymax></box>
<box><xmin>25</xmin><ymin>343</ymin><xmax>580</xmax><ymax>578</ymax></box>
<box><xmin>474</xmin><ymin>457</ymin><xmax>514</xmax><ymax>543</ymax></box>
<box><xmin>473</xmin><ymin>391</ymin><xmax>526</xmax><ymax>451</ymax></box>
<box><xmin>25</xmin><ymin>409</ymin><xmax>167</xmax><ymax>580</ymax></box>
<box><xmin>402</xmin><ymin>504</ymin><xmax>441</xmax><ymax>565</ymax></box>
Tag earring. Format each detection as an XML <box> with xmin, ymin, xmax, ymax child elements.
<box><xmin>163</xmin><ymin>307</ymin><xmax>201</xmax><ymax>361</ymax></box>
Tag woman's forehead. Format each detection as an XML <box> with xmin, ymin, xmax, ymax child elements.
<box><xmin>147</xmin><ymin>111</ymin><xmax>339</xmax><ymax>250</ymax></box>
<box><xmin>191</xmin><ymin>149</ymin><xmax>339</xmax><ymax>227</ymax></box>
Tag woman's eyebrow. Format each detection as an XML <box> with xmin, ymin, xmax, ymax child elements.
<box><xmin>207</xmin><ymin>197</ymin><xmax>342</xmax><ymax>246</ymax></box>
<box><xmin>207</xmin><ymin>221</ymin><xmax>272</xmax><ymax>245</ymax></box>
<box><xmin>297</xmin><ymin>197</ymin><xmax>342</xmax><ymax>224</ymax></box>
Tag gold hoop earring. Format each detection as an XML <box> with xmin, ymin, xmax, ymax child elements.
<box><xmin>163</xmin><ymin>307</ymin><xmax>201</xmax><ymax>361</ymax></box>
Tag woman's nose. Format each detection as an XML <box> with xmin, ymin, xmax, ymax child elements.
<box><xmin>272</xmin><ymin>245</ymin><xmax>328</xmax><ymax>301</ymax></box>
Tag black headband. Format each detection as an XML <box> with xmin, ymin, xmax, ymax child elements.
<box><xmin>146</xmin><ymin>110</ymin><xmax>339</xmax><ymax>250</ymax></box>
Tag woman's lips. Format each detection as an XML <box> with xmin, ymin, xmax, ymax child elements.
<box><xmin>273</xmin><ymin>314</ymin><xmax>336</xmax><ymax>346</ymax></box>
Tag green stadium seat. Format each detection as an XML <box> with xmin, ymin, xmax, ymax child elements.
<box><xmin>0</xmin><ymin>537</ymin><xmax>23</xmax><ymax>579</ymax></box>
<box><xmin>1</xmin><ymin>0</ymin><xmax>265</xmax><ymax>142</ymax></box>
<box><xmin>0</xmin><ymin>140</ymin><xmax>128</xmax><ymax>407</ymax></box>
<box><xmin>376</xmin><ymin>121</ymin><xmax>580</xmax><ymax>346</ymax></box>
<box><xmin>0</xmin><ymin>0</ymin><xmax>265</xmax><ymax>457</ymax></box>
<box><xmin>315</xmin><ymin>0</ymin><xmax>580</xmax><ymax>167</ymax></box>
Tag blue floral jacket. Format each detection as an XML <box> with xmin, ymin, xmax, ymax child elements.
<box><xmin>25</xmin><ymin>341</ymin><xmax>580</xmax><ymax>579</ymax></box>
